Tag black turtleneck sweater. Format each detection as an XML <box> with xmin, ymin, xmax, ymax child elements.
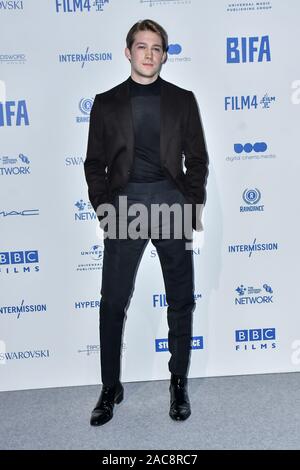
<box><xmin>128</xmin><ymin>75</ymin><xmax>167</xmax><ymax>182</ymax></box>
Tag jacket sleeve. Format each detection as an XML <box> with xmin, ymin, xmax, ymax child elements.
<box><xmin>183</xmin><ymin>91</ymin><xmax>209</xmax><ymax>206</ymax></box>
<box><xmin>84</xmin><ymin>94</ymin><xmax>108</xmax><ymax>213</ymax></box>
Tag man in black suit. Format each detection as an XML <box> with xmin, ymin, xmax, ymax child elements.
<box><xmin>84</xmin><ymin>19</ymin><xmax>208</xmax><ymax>426</ymax></box>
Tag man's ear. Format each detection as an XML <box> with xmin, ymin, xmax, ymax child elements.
<box><xmin>125</xmin><ymin>47</ymin><xmax>131</xmax><ymax>62</ymax></box>
<box><xmin>162</xmin><ymin>51</ymin><xmax>167</xmax><ymax>64</ymax></box>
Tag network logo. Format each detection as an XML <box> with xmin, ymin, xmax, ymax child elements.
<box><xmin>77</xmin><ymin>244</ymin><xmax>104</xmax><ymax>271</ymax></box>
<box><xmin>74</xmin><ymin>199</ymin><xmax>97</xmax><ymax>221</ymax></box>
<box><xmin>0</xmin><ymin>250</ymin><xmax>39</xmax><ymax>275</ymax></box>
<box><xmin>152</xmin><ymin>292</ymin><xmax>202</xmax><ymax>308</ymax></box>
<box><xmin>0</xmin><ymin>153</ymin><xmax>30</xmax><ymax>176</ymax></box>
<box><xmin>228</xmin><ymin>238</ymin><xmax>278</xmax><ymax>258</ymax></box>
<box><xmin>0</xmin><ymin>300</ymin><xmax>47</xmax><ymax>319</ymax></box>
<box><xmin>55</xmin><ymin>0</ymin><xmax>109</xmax><ymax>13</ymax></box>
<box><xmin>226</xmin><ymin>36</ymin><xmax>271</xmax><ymax>63</ymax></box>
<box><xmin>235</xmin><ymin>328</ymin><xmax>276</xmax><ymax>351</ymax></box>
<box><xmin>0</xmin><ymin>54</ymin><xmax>26</xmax><ymax>65</ymax></box>
<box><xmin>240</xmin><ymin>188</ymin><xmax>264</xmax><ymax>213</ymax></box>
<box><xmin>235</xmin><ymin>283</ymin><xmax>273</xmax><ymax>305</ymax></box>
<box><xmin>0</xmin><ymin>1</ymin><xmax>24</xmax><ymax>10</ymax></box>
<box><xmin>0</xmin><ymin>349</ymin><xmax>50</xmax><ymax>361</ymax></box>
<box><xmin>76</xmin><ymin>98</ymin><xmax>93</xmax><ymax>123</ymax></box>
<box><xmin>0</xmin><ymin>208</ymin><xmax>39</xmax><ymax>217</ymax></box>
<box><xmin>0</xmin><ymin>100</ymin><xmax>29</xmax><ymax>126</ymax></box>
<box><xmin>59</xmin><ymin>47</ymin><xmax>112</xmax><ymax>68</ymax></box>
<box><xmin>155</xmin><ymin>336</ymin><xmax>204</xmax><ymax>352</ymax></box>
<box><xmin>224</xmin><ymin>94</ymin><xmax>275</xmax><ymax>111</ymax></box>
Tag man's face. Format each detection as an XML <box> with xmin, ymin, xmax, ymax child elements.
<box><xmin>125</xmin><ymin>30</ymin><xmax>167</xmax><ymax>83</ymax></box>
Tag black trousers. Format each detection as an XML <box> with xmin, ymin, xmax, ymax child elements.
<box><xmin>99</xmin><ymin>179</ymin><xmax>195</xmax><ymax>386</ymax></box>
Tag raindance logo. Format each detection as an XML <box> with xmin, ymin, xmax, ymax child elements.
<box><xmin>228</xmin><ymin>238</ymin><xmax>278</xmax><ymax>258</ymax></box>
<box><xmin>235</xmin><ymin>328</ymin><xmax>276</xmax><ymax>351</ymax></box>
<box><xmin>77</xmin><ymin>244</ymin><xmax>104</xmax><ymax>271</ymax></box>
<box><xmin>235</xmin><ymin>283</ymin><xmax>273</xmax><ymax>305</ymax></box>
<box><xmin>224</xmin><ymin>94</ymin><xmax>275</xmax><ymax>111</ymax></box>
<box><xmin>0</xmin><ymin>153</ymin><xmax>30</xmax><ymax>176</ymax></box>
<box><xmin>76</xmin><ymin>98</ymin><xmax>93</xmax><ymax>123</ymax></box>
<box><xmin>59</xmin><ymin>46</ymin><xmax>112</xmax><ymax>68</ymax></box>
<box><xmin>240</xmin><ymin>188</ymin><xmax>264</xmax><ymax>212</ymax></box>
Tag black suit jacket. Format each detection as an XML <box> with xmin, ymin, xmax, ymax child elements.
<box><xmin>84</xmin><ymin>76</ymin><xmax>208</xmax><ymax>230</ymax></box>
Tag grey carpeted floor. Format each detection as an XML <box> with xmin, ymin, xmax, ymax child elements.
<box><xmin>1</xmin><ymin>372</ymin><xmax>300</xmax><ymax>450</ymax></box>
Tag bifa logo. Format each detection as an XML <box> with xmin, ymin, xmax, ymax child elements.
<box><xmin>155</xmin><ymin>336</ymin><xmax>204</xmax><ymax>352</ymax></box>
<box><xmin>0</xmin><ymin>1</ymin><xmax>23</xmax><ymax>10</ymax></box>
<box><xmin>235</xmin><ymin>328</ymin><xmax>276</xmax><ymax>351</ymax></box>
<box><xmin>74</xmin><ymin>199</ymin><xmax>96</xmax><ymax>221</ymax></box>
<box><xmin>227</xmin><ymin>36</ymin><xmax>271</xmax><ymax>63</ymax></box>
<box><xmin>0</xmin><ymin>250</ymin><xmax>39</xmax><ymax>274</ymax></box>
<box><xmin>0</xmin><ymin>100</ymin><xmax>29</xmax><ymax>126</ymax></box>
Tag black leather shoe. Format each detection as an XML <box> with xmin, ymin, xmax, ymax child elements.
<box><xmin>90</xmin><ymin>382</ymin><xmax>124</xmax><ymax>426</ymax></box>
<box><xmin>169</xmin><ymin>374</ymin><xmax>191</xmax><ymax>421</ymax></box>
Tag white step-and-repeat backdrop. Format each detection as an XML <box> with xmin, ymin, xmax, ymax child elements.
<box><xmin>1</xmin><ymin>0</ymin><xmax>300</xmax><ymax>391</ymax></box>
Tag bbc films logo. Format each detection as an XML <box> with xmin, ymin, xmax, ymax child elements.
<box><xmin>226</xmin><ymin>35</ymin><xmax>271</xmax><ymax>63</ymax></box>
<box><xmin>76</xmin><ymin>98</ymin><xmax>93</xmax><ymax>123</ymax></box>
<box><xmin>228</xmin><ymin>238</ymin><xmax>278</xmax><ymax>258</ymax></box>
<box><xmin>0</xmin><ymin>153</ymin><xmax>31</xmax><ymax>176</ymax></box>
<box><xmin>235</xmin><ymin>328</ymin><xmax>276</xmax><ymax>351</ymax></box>
<box><xmin>0</xmin><ymin>250</ymin><xmax>39</xmax><ymax>275</ymax></box>
<box><xmin>235</xmin><ymin>283</ymin><xmax>273</xmax><ymax>306</ymax></box>
<box><xmin>155</xmin><ymin>336</ymin><xmax>204</xmax><ymax>352</ymax></box>
<box><xmin>226</xmin><ymin>142</ymin><xmax>276</xmax><ymax>163</ymax></box>
<box><xmin>240</xmin><ymin>188</ymin><xmax>264</xmax><ymax>213</ymax></box>
<box><xmin>55</xmin><ymin>0</ymin><xmax>110</xmax><ymax>13</ymax></box>
<box><xmin>226</xmin><ymin>1</ymin><xmax>272</xmax><ymax>13</ymax></box>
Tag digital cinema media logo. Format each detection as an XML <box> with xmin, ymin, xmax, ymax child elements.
<box><xmin>235</xmin><ymin>328</ymin><xmax>276</xmax><ymax>351</ymax></box>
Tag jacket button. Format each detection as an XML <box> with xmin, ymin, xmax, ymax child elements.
<box><xmin>127</xmin><ymin>170</ymin><xmax>131</xmax><ymax>174</ymax></box>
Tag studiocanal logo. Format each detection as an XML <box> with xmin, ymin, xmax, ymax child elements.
<box><xmin>55</xmin><ymin>0</ymin><xmax>110</xmax><ymax>13</ymax></box>
<box><xmin>0</xmin><ymin>250</ymin><xmax>39</xmax><ymax>274</ymax></box>
<box><xmin>226</xmin><ymin>35</ymin><xmax>271</xmax><ymax>63</ymax></box>
<box><xmin>0</xmin><ymin>53</ymin><xmax>26</xmax><ymax>65</ymax></box>
<box><xmin>152</xmin><ymin>292</ymin><xmax>202</xmax><ymax>308</ymax></box>
<box><xmin>0</xmin><ymin>1</ymin><xmax>24</xmax><ymax>10</ymax></box>
<box><xmin>0</xmin><ymin>99</ymin><xmax>29</xmax><ymax>126</ymax></box>
<box><xmin>155</xmin><ymin>336</ymin><xmax>203</xmax><ymax>352</ymax></box>
<box><xmin>0</xmin><ymin>300</ymin><xmax>47</xmax><ymax>319</ymax></box>
<box><xmin>0</xmin><ymin>153</ymin><xmax>30</xmax><ymax>176</ymax></box>
<box><xmin>167</xmin><ymin>43</ymin><xmax>191</xmax><ymax>63</ymax></box>
<box><xmin>228</xmin><ymin>238</ymin><xmax>278</xmax><ymax>258</ymax></box>
<box><xmin>76</xmin><ymin>244</ymin><xmax>104</xmax><ymax>272</ymax></box>
<box><xmin>59</xmin><ymin>46</ymin><xmax>112</xmax><ymax>68</ymax></box>
<box><xmin>226</xmin><ymin>1</ymin><xmax>272</xmax><ymax>13</ymax></box>
<box><xmin>74</xmin><ymin>199</ymin><xmax>97</xmax><ymax>221</ymax></box>
<box><xmin>240</xmin><ymin>188</ymin><xmax>264</xmax><ymax>213</ymax></box>
<box><xmin>235</xmin><ymin>328</ymin><xmax>276</xmax><ymax>351</ymax></box>
<box><xmin>226</xmin><ymin>142</ymin><xmax>276</xmax><ymax>162</ymax></box>
<box><xmin>224</xmin><ymin>94</ymin><xmax>275</xmax><ymax>111</ymax></box>
<box><xmin>235</xmin><ymin>283</ymin><xmax>273</xmax><ymax>305</ymax></box>
<box><xmin>76</xmin><ymin>98</ymin><xmax>93</xmax><ymax>123</ymax></box>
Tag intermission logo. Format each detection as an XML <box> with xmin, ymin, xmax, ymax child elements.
<box><xmin>155</xmin><ymin>336</ymin><xmax>204</xmax><ymax>352</ymax></box>
<box><xmin>0</xmin><ymin>250</ymin><xmax>39</xmax><ymax>275</ymax></box>
<box><xmin>167</xmin><ymin>43</ymin><xmax>191</xmax><ymax>63</ymax></box>
<box><xmin>55</xmin><ymin>0</ymin><xmax>110</xmax><ymax>13</ymax></box>
<box><xmin>76</xmin><ymin>98</ymin><xmax>93</xmax><ymax>123</ymax></box>
<box><xmin>226</xmin><ymin>1</ymin><xmax>272</xmax><ymax>13</ymax></box>
<box><xmin>224</xmin><ymin>94</ymin><xmax>275</xmax><ymax>111</ymax></box>
<box><xmin>0</xmin><ymin>53</ymin><xmax>26</xmax><ymax>65</ymax></box>
<box><xmin>65</xmin><ymin>156</ymin><xmax>84</xmax><ymax>166</ymax></box>
<box><xmin>152</xmin><ymin>292</ymin><xmax>202</xmax><ymax>308</ymax></box>
<box><xmin>0</xmin><ymin>1</ymin><xmax>24</xmax><ymax>10</ymax></box>
<box><xmin>74</xmin><ymin>199</ymin><xmax>97</xmax><ymax>221</ymax></box>
<box><xmin>0</xmin><ymin>300</ymin><xmax>47</xmax><ymax>319</ymax></box>
<box><xmin>0</xmin><ymin>100</ymin><xmax>29</xmax><ymax>126</ymax></box>
<box><xmin>76</xmin><ymin>244</ymin><xmax>104</xmax><ymax>271</ymax></box>
<box><xmin>0</xmin><ymin>349</ymin><xmax>50</xmax><ymax>362</ymax></box>
<box><xmin>226</xmin><ymin>142</ymin><xmax>276</xmax><ymax>163</ymax></box>
<box><xmin>0</xmin><ymin>153</ymin><xmax>31</xmax><ymax>176</ymax></box>
<box><xmin>228</xmin><ymin>238</ymin><xmax>278</xmax><ymax>258</ymax></box>
<box><xmin>74</xmin><ymin>300</ymin><xmax>100</xmax><ymax>310</ymax></box>
<box><xmin>235</xmin><ymin>328</ymin><xmax>276</xmax><ymax>351</ymax></box>
<box><xmin>235</xmin><ymin>283</ymin><xmax>273</xmax><ymax>305</ymax></box>
<box><xmin>240</xmin><ymin>188</ymin><xmax>264</xmax><ymax>212</ymax></box>
<box><xmin>226</xmin><ymin>35</ymin><xmax>271</xmax><ymax>63</ymax></box>
<box><xmin>139</xmin><ymin>0</ymin><xmax>191</xmax><ymax>6</ymax></box>
<box><xmin>59</xmin><ymin>46</ymin><xmax>112</xmax><ymax>68</ymax></box>
<box><xmin>0</xmin><ymin>208</ymin><xmax>39</xmax><ymax>217</ymax></box>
